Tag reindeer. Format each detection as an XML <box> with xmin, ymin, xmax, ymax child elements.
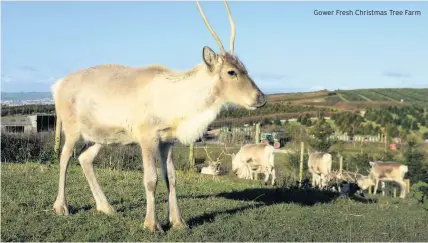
<box><xmin>229</xmin><ymin>143</ymin><xmax>276</xmax><ymax>186</ymax></box>
<box><xmin>51</xmin><ymin>0</ymin><xmax>266</xmax><ymax>233</ymax></box>
<box><xmin>328</xmin><ymin>166</ymin><xmax>365</xmax><ymax>193</ymax></box>
<box><xmin>200</xmin><ymin>146</ymin><xmax>224</xmax><ymax>177</ymax></box>
<box><xmin>307</xmin><ymin>151</ymin><xmax>332</xmax><ymax>189</ymax></box>
<box><xmin>356</xmin><ymin>161</ymin><xmax>409</xmax><ymax>199</ymax></box>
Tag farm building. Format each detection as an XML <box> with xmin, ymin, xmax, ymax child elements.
<box><xmin>1</xmin><ymin>114</ymin><xmax>56</xmax><ymax>133</ymax></box>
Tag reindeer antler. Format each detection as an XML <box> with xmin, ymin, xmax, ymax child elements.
<box><xmin>204</xmin><ymin>145</ymin><xmax>223</xmax><ymax>164</ymax></box>
<box><xmin>203</xmin><ymin>145</ymin><xmax>215</xmax><ymax>162</ymax></box>
<box><xmin>353</xmin><ymin>166</ymin><xmax>360</xmax><ymax>182</ymax></box>
<box><xmin>223</xmin><ymin>0</ymin><xmax>236</xmax><ymax>54</ymax></box>
<box><xmin>196</xmin><ymin>1</ymin><xmax>226</xmax><ymax>54</ymax></box>
<box><xmin>216</xmin><ymin>150</ymin><xmax>224</xmax><ymax>162</ymax></box>
<box><xmin>221</xmin><ymin>144</ymin><xmax>234</xmax><ymax>158</ymax></box>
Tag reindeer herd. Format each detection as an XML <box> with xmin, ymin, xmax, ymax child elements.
<box><xmin>200</xmin><ymin>143</ymin><xmax>410</xmax><ymax>200</ymax></box>
<box><xmin>50</xmin><ymin>0</ymin><xmax>411</xmax><ymax>233</ymax></box>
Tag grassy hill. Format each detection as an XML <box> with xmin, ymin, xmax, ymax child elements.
<box><xmin>2</xmin><ymin>88</ymin><xmax>427</xmax><ymax>107</ymax></box>
<box><xmin>2</xmin><ymin>163</ymin><xmax>428</xmax><ymax>242</ymax></box>
<box><xmin>266</xmin><ymin>88</ymin><xmax>428</xmax><ymax>110</ymax></box>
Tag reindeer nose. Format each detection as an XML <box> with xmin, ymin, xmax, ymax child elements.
<box><xmin>256</xmin><ymin>93</ymin><xmax>267</xmax><ymax>107</ymax></box>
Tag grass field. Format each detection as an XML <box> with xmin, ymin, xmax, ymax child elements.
<box><xmin>2</xmin><ymin>163</ymin><xmax>428</xmax><ymax>242</ymax></box>
<box><xmin>270</xmin><ymin>88</ymin><xmax>428</xmax><ymax>109</ymax></box>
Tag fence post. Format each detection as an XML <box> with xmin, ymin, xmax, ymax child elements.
<box><xmin>53</xmin><ymin>115</ymin><xmax>62</xmax><ymax>162</ymax></box>
<box><xmin>393</xmin><ymin>188</ymin><xmax>397</xmax><ymax>198</ymax></box>
<box><xmin>339</xmin><ymin>155</ymin><xmax>343</xmax><ymax>173</ymax></box>
<box><xmin>299</xmin><ymin>141</ymin><xmax>304</xmax><ymax>187</ymax></box>
<box><xmin>189</xmin><ymin>143</ymin><xmax>194</xmax><ymax>171</ymax></box>
<box><xmin>368</xmin><ymin>185</ymin><xmax>372</xmax><ymax>195</ymax></box>
<box><xmin>405</xmin><ymin>179</ymin><xmax>411</xmax><ymax>193</ymax></box>
<box><xmin>382</xmin><ymin>182</ymin><xmax>385</xmax><ymax>196</ymax></box>
<box><xmin>255</xmin><ymin>123</ymin><xmax>261</xmax><ymax>144</ymax></box>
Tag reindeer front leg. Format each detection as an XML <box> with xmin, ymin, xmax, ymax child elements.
<box><xmin>397</xmin><ymin>179</ymin><xmax>407</xmax><ymax>199</ymax></box>
<box><xmin>139</xmin><ymin>137</ymin><xmax>163</xmax><ymax>233</ymax></box>
<box><xmin>373</xmin><ymin>179</ymin><xmax>379</xmax><ymax>195</ymax></box>
<box><xmin>159</xmin><ymin>142</ymin><xmax>187</xmax><ymax>229</ymax></box>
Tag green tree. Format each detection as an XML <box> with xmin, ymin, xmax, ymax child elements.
<box><xmin>308</xmin><ymin>118</ymin><xmax>334</xmax><ymax>152</ymax></box>
<box><xmin>404</xmin><ymin>137</ymin><xmax>427</xmax><ymax>184</ymax></box>
<box><xmin>411</xmin><ymin>120</ymin><xmax>420</xmax><ymax>131</ymax></box>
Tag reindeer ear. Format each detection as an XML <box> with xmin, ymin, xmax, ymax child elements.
<box><xmin>369</xmin><ymin>161</ymin><xmax>375</xmax><ymax>167</ymax></box>
<box><xmin>202</xmin><ymin>46</ymin><xmax>218</xmax><ymax>68</ymax></box>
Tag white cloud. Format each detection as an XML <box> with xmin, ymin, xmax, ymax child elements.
<box><xmin>1</xmin><ymin>75</ymin><xmax>13</xmax><ymax>83</ymax></box>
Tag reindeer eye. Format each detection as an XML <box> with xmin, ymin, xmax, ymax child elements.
<box><xmin>227</xmin><ymin>70</ymin><xmax>237</xmax><ymax>76</ymax></box>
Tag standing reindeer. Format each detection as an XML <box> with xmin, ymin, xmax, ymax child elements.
<box><xmin>356</xmin><ymin>161</ymin><xmax>409</xmax><ymax>199</ymax></box>
<box><xmin>230</xmin><ymin>143</ymin><xmax>276</xmax><ymax>186</ymax></box>
<box><xmin>51</xmin><ymin>0</ymin><xmax>266</xmax><ymax>233</ymax></box>
<box><xmin>307</xmin><ymin>151</ymin><xmax>333</xmax><ymax>189</ymax></box>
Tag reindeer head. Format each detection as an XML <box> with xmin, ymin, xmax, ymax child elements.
<box><xmin>196</xmin><ymin>0</ymin><xmax>266</xmax><ymax>110</ymax></box>
<box><xmin>356</xmin><ymin>176</ymin><xmax>375</xmax><ymax>190</ymax></box>
<box><xmin>203</xmin><ymin>145</ymin><xmax>224</xmax><ymax>175</ymax></box>
<box><xmin>231</xmin><ymin>154</ymin><xmax>241</xmax><ymax>174</ymax></box>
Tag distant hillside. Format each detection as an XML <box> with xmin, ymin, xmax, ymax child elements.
<box><xmin>1</xmin><ymin>88</ymin><xmax>427</xmax><ymax>108</ymax></box>
<box><xmin>266</xmin><ymin>88</ymin><xmax>428</xmax><ymax>109</ymax></box>
<box><xmin>1</xmin><ymin>92</ymin><xmax>52</xmax><ymax>101</ymax></box>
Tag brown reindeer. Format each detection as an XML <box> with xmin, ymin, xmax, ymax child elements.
<box><xmin>51</xmin><ymin>0</ymin><xmax>266</xmax><ymax>233</ymax></box>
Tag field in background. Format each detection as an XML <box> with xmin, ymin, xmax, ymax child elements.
<box><xmin>2</xmin><ymin>163</ymin><xmax>428</xmax><ymax>242</ymax></box>
<box><xmin>267</xmin><ymin>88</ymin><xmax>428</xmax><ymax>109</ymax></box>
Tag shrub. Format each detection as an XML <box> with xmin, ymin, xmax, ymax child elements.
<box><xmin>410</xmin><ymin>181</ymin><xmax>428</xmax><ymax>211</ymax></box>
<box><xmin>1</xmin><ymin>132</ymin><xmax>54</xmax><ymax>163</ymax></box>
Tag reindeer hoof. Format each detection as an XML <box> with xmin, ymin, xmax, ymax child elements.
<box><xmin>144</xmin><ymin>219</ymin><xmax>165</xmax><ymax>233</ymax></box>
<box><xmin>170</xmin><ymin>218</ymin><xmax>189</xmax><ymax>230</ymax></box>
<box><xmin>97</xmin><ymin>204</ymin><xmax>116</xmax><ymax>215</ymax></box>
<box><xmin>53</xmin><ymin>201</ymin><xmax>69</xmax><ymax>216</ymax></box>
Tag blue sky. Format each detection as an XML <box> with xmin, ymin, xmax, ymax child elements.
<box><xmin>1</xmin><ymin>1</ymin><xmax>427</xmax><ymax>93</ymax></box>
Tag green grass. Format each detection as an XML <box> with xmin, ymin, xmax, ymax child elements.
<box><xmin>2</xmin><ymin>163</ymin><xmax>428</xmax><ymax>242</ymax></box>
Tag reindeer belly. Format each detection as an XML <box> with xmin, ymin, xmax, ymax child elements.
<box><xmin>78</xmin><ymin>114</ymin><xmax>136</xmax><ymax>145</ymax></box>
<box><xmin>81</xmin><ymin>125</ymin><xmax>135</xmax><ymax>145</ymax></box>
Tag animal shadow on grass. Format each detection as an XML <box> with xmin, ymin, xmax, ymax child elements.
<box><xmin>65</xmin><ymin>199</ymin><xmax>127</xmax><ymax>215</ymax></box>
<box><xmin>67</xmin><ymin>204</ymin><xmax>94</xmax><ymax>214</ymax></box>
<box><xmin>187</xmin><ymin>185</ymin><xmax>376</xmax><ymax>228</ymax></box>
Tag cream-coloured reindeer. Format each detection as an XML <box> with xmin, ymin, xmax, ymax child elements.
<box><xmin>356</xmin><ymin>161</ymin><xmax>409</xmax><ymax>199</ymax></box>
<box><xmin>307</xmin><ymin>151</ymin><xmax>332</xmax><ymax>189</ymax></box>
<box><xmin>200</xmin><ymin>146</ymin><xmax>224</xmax><ymax>178</ymax></box>
<box><xmin>230</xmin><ymin>143</ymin><xmax>276</xmax><ymax>186</ymax></box>
<box><xmin>51</xmin><ymin>0</ymin><xmax>266</xmax><ymax>233</ymax></box>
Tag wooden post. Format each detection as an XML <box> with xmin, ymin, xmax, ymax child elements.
<box><xmin>382</xmin><ymin>182</ymin><xmax>385</xmax><ymax>196</ymax></box>
<box><xmin>368</xmin><ymin>185</ymin><xmax>372</xmax><ymax>195</ymax></box>
<box><xmin>255</xmin><ymin>123</ymin><xmax>261</xmax><ymax>144</ymax></box>
<box><xmin>53</xmin><ymin>115</ymin><xmax>62</xmax><ymax>162</ymax></box>
<box><xmin>189</xmin><ymin>143</ymin><xmax>194</xmax><ymax>170</ymax></box>
<box><xmin>393</xmin><ymin>188</ymin><xmax>397</xmax><ymax>198</ymax></box>
<box><xmin>405</xmin><ymin>179</ymin><xmax>411</xmax><ymax>193</ymax></box>
<box><xmin>384</xmin><ymin>129</ymin><xmax>388</xmax><ymax>154</ymax></box>
<box><xmin>299</xmin><ymin>141</ymin><xmax>304</xmax><ymax>187</ymax></box>
<box><xmin>339</xmin><ymin>155</ymin><xmax>343</xmax><ymax>173</ymax></box>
